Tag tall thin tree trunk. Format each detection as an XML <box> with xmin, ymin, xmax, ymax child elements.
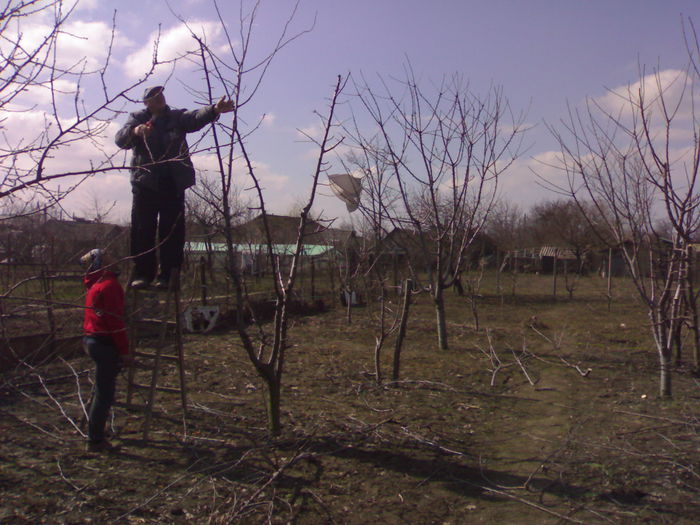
<box><xmin>374</xmin><ymin>288</ymin><xmax>386</xmax><ymax>384</ymax></box>
<box><xmin>659</xmin><ymin>347</ymin><xmax>673</xmax><ymax>397</ymax></box>
<box><xmin>329</xmin><ymin>258</ymin><xmax>336</xmax><ymax>298</ymax></box>
<box><xmin>670</xmin><ymin>280</ymin><xmax>685</xmax><ymax>365</ymax></box>
<box><xmin>41</xmin><ymin>266</ymin><xmax>56</xmax><ymax>354</ymax></box>
<box><xmin>684</xmin><ymin>246</ymin><xmax>700</xmax><ymax>370</ymax></box>
<box><xmin>652</xmin><ymin>310</ymin><xmax>673</xmax><ymax>397</ymax></box>
<box><xmin>434</xmin><ymin>284</ymin><xmax>448</xmax><ymax>350</ymax></box>
<box><xmin>392</xmin><ymin>279</ymin><xmax>411</xmax><ymax>381</ymax></box>
<box><xmin>607</xmin><ymin>248</ymin><xmax>613</xmax><ymax>312</ymax></box>
<box><xmin>200</xmin><ymin>256</ymin><xmax>207</xmax><ymax>305</ymax></box>
<box><xmin>310</xmin><ymin>257</ymin><xmax>316</xmax><ymax>301</ymax></box>
<box><xmin>346</xmin><ymin>287</ymin><xmax>352</xmax><ymax>325</ymax></box>
<box><xmin>393</xmin><ymin>255</ymin><xmax>399</xmax><ymax>296</ymax></box>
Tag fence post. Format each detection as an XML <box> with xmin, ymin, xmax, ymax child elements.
<box><xmin>41</xmin><ymin>265</ymin><xmax>56</xmax><ymax>354</ymax></box>
<box><xmin>310</xmin><ymin>257</ymin><xmax>316</xmax><ymax>301</ymax></box>
<box><xmin>200</xmin><ymin>256</ymin><xmax>207</xmax><ymax>305</ymax></box>
<box><xmin>552</xmin><ymin>251</ymin><xmax>558</xmax><ymax>299</ymax></box>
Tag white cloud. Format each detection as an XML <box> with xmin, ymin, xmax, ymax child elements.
<box><xmin>61</xmin><ymin>172</ymin><xmax>133</xmax><ymax>223</ymax></box>
<box><xmin>593</xmin><ymin>69</ymin><xmax>699</xmax><ymax>132</ymax></box>
<box><xmin>122</xmin><ymin>21</ymin><xmax>224</xmax><ymax>79</ymax></box>
<box><xmin>193</xmin><ymin>153</ymin><xmax>291</xmax><ymax>212</ymax></box>
<box><xmin>296</xmin><ymin>123</ymin><xmax>323</xmax><ymax>141</ymax></box>
<box><xmin>498</xmin><ymin>152</ymin><xmax>565</xmax><ymax>210</ymax></box>
<box><xmin>0</xmin><ymin>107</ymin><xmax>131</xmax><ymax>219</ymax></box>
<box><xmin>5</xmin><ymin>79</ymin><xmax>78</xmax><ymax>109</ymax></box>
<box><xmin>2</xmin><ymin>17</ymin><xmax>118</xmax><ymax>73</ymax></box>
<box><xmin>58</xmin><ymin>20</ymin><xmax>119</xmax><ymax>70</ymax></box>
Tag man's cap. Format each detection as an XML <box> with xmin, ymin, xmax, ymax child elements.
<box><xmin>143</xmin><ymin>85</ymin><xmax>164</xmax><ymax>102</ymax></box>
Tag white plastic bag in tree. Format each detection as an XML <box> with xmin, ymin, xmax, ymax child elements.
<box><xmin>328</xmin><ymin>173</ymin><xmax>362</xmax><ymax>212</ymax></box>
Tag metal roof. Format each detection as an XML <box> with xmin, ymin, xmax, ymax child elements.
<box><xmin>185</xmin><ymin>242</ymin><xmax>335</xmax><ymax>257</ymax></box>
<box><xmin>539</xmin><ymin>246</ymin><xmax>577</xmax><ymax>259</ymax></box>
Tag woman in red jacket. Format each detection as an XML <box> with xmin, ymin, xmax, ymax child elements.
<box><xmin>81</xmin><ymin>248</ymin><xmax>132</xmax><ymax>452</ymax></box>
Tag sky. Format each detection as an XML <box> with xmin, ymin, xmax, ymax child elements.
<box><xmin>5</xmin><ymin>0</ymin><xmax>700</xmax><ymax>225</ymax></box>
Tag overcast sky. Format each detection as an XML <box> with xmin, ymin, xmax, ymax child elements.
<box><xmin>8</xmin><ymin>0</ymin><xmax>700</xmax><ymax>224</ymax></box>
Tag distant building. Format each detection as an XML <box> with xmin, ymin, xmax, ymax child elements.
<box><xmin>231</xmin><ymin>213</ymin><xmax>327</xmax><ymax>245</ymax></box>
<box><xmin>0</xmin><ymin>216</ymin><xmax>127</xmax><ymax>265</ymax></box>
<box><xmin>503</xmin><ymin>246</ymin><xmax>579</xmax><ymax>274</ymax></box>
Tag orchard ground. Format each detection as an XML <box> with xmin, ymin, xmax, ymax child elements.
<box><xmin>2</xmin><ymin>273</ymin><xmax>700</xmax><ymax>524</ymax></box>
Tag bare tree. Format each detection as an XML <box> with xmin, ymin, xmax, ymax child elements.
<box><xmin>341</xmin><ymin>142</ymin><xmax>407</xmax><ymax>383</ymax></box>
<box><xmin>232</xmin><ymin>75</ymin><xmax>345</xmax><ymax>435</ymax></box>
<box><xmin>349</xmin><ymin>68</ymin><xmax>526</xmax><ymax>349</ymax></box>
<box><xmin>180</xmin><ymin>2</ymin><xmax>347</xmax><ymax>435</ymax></box>
<box><xmin>0</xmin><ymin>1</ymin><xmax>161</xmax><ymax>208</ymax></box>
<box><xmin>80</xmin><ymin>187</ymin><xmax>117</xmax><ymax>224</ymax></box>
<box><xmin>546</xmin><ymin>20</ymin><xmax>700</xmax><ymax>394</ymax></box>
<box><xmin>484</xmin><ymin>199</ymin><xmax>529</xmax><ymax>297</ymax></box>
<box><xmin>529</xmin><ymin>199</ymin><xmax>599</xmax><ymax>272</ymax></box>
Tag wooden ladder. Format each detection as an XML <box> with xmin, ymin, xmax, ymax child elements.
<box><xmin>125</xmin><ymin>270</ymin><xmax>187</xmax><ymax>440</ymax></box>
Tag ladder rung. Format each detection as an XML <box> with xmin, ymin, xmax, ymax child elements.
<box><xmin>130</xmin><ymin>383</ymin><xmax>182</xmax><ymax>394</ymax></box>
<box><xmin>126</xmin><ymin>272</ymin><xmax>187</xmax><ymax>439</ymax></box>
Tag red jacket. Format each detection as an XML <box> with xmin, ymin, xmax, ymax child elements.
<box><xmin>83</xmin><ymin>270</ymin><xmax>129</xmax><ymax>356</ymax></box>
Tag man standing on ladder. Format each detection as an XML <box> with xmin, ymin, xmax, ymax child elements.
<box><xmin>115</xmin><ymin>86</ymin><xmax>234</xmax><ymax>289</ymax></box>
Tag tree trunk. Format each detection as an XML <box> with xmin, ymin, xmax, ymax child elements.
<box><xmin>659</xmin><ymin>348</ymin><xmax>672</xmax><ymax>397</ymax></box>
<box><xmin>453</xmin><ymin>274</ymin><xmax>464</xmax><ymax>296</ymax></box>
<box><xmin>652</xmin><ymin>310</ymin><xmax>673</xmax><ymax>397</ymax></box>
<box><xmin>495</xmin><ymin>250</ymin><xmax>502</xmax><ymax>298</ymax></box>
<box><xmin>309</xmin><ymin>257</ymin><xmax>316</xmax><ymax>301</ymax></box>
<box><xmin>374</xmin><ymin>288</ymin><xmax>386</xmax><ymax>384</ymax></box>
<box><xmin>392</xmin><ymin>279</ymin><xmax>411</xmax><ymax>381</ymax></box>
<box><xmin>670</xmin><ymin>281</ymin><xmax>685</xmax><ymax>365</ymax></box>
<box><xmin>434</xmin><ymin>285</ymin><xmax>448</xmax><ymax>350</ymax></box>
<box><xmin>393</xmin><ymin>255</ymin><xmax>399</xmax><ymax>296</ymax></box>
<box><xmin>329</xmin><ymin>259</ymin><xmax>336</xmax><ymax>298</ymax></box>
<box><xmin>200</xmin><ymin>256</ymin><xmax>207</xmax><ymax>305</ymax></box>
<box><xmin>685</xmin><ymin>247</ymin><xmax>700</xmax><ymax>370</ymax></box>
<box><xmin>606</xmin><ymin>248</ymin><xmax>613</xmax><ymax>312</ymax></box>
<box><xmin>41</xmin><ymin>267</ymin><xmax>56</xmax><ymax>354</ymax></box>
<box><xmin>470</xmin><ymin>294</ymin><xmax>480</xmax><ymax>331</ymax></box>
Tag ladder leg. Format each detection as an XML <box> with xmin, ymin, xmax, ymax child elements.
<box><xmin>172</xmin><ymin>270</ymin><xmax>188</xmax><ymax>415</ymax></box>
<box><xmin>125</xmin><ymin>284</ymin><xmax>140</xmax><ymax>405</ymax></box>
<box><xmin>142</xmin><ymin>280</ymin><xmax>174</xmax><ymax>440</ymax></box>
<box><xmin>123</xmin><ymin>268</ymin><xmax>189</xmax><ymax>441</ymax></box>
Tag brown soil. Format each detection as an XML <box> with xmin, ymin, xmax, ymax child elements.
<box><xmin>2</xmin><ymin>275</ymin><xmax>700</xmax><ymax>524</ymax></box>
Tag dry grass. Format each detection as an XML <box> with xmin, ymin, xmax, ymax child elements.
<box><xmin>2</xmin><ymin>272</ymin><xmax>700</xmax><ymax>523</ymax></box>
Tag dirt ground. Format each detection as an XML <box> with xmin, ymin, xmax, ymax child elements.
<box><xmin>2</xmin><ymin>275</ymin><xmax>700</xmax><ymax>524</ymax></box>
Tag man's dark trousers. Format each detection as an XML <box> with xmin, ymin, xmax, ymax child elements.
<box><xmin>85</xmin><ymin>336</ymin><xmax>120</xmax><ymax>444</ymax></box>
<box><xmin>130</xmin><ymin>183</ymin><xmax>185</xmax><ymax>282</ymax></box>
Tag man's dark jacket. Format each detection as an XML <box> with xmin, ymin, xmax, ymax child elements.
<box><xmin>115</xmin><ymin>104</ymin><xmax>218</xmax><ymax>193</ymax></box>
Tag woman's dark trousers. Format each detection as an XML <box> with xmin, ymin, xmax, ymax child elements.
<box><xmin>85</xmin><ymin>336</ymin><xmax>120</xmax><ymax>444</ymax></box>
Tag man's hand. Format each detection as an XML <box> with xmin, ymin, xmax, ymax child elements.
<box><xmin>133</xmin><ymin>121</ymin><xmax>153</xmax><ymax>138</ymax></box>
<box><xmin>214</xmin><ymin>96</ymin><xmax>235</xmax><ymax>114</ymax></box>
